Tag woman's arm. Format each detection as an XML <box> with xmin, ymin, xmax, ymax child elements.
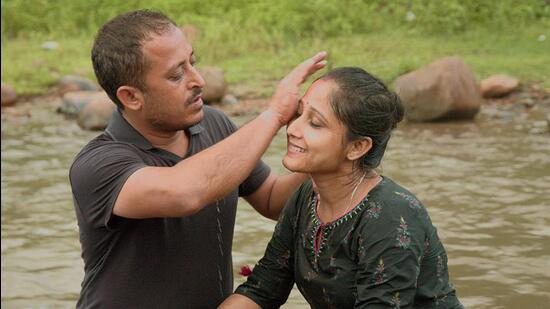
<box><xmin>219</xmin><ymin>294</ymin><xmax>261</xmax><ymax>309</ymax></box>
<box><xmin>221</xmin><ymin>182</ymin><xmax>309</xmax><ymax>308</ymax></box>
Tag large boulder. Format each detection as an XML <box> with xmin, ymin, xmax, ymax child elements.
<box><xmin>394</xmin><ymin>57</ymin><xmax>482</xmax><ymax>122</ymax></box>
<box><xmin>480</xmin><ymin>74</ymin><xmax>519</xmax><ymax>98</ymax></box>
<box><xmin>58</xmin><ymin>75</ymin><xmax>98</xmax><ymax>95</ymax></box>
<box><xmin>1</xmin><ymin>82</ymin><xmax>17</xmax><ymax>107</ymax></box>
<box><xmin>197</xmin><ymin>67</ymin><xmax>227</xmax><ymax>103</ymax></box>
<box><xmin>58</xmin><ymin>91</ymin><xmax>104</xmax><ymax>117</ymax></box>
<box><xmin>77</xmin><ymin>92</ymin><xmax>115</xmax><ymax>131</ymax></box>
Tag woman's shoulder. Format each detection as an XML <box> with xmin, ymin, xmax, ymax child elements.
<box><xmin>365</xmin><ymin>176</ymin><xmax>429</xmax><ymax>220</ymax></box>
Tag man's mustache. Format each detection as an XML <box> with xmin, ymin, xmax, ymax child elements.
<box><xmin>186</xmin><ymin>88</ymin><xmax>202</xmax><ymax>105</ymax></box>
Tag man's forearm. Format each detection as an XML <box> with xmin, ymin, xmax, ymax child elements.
<box><xmin>172</xmin><ymin>111</ymin><xmax>281</xmax><ymax>210</ymax></box>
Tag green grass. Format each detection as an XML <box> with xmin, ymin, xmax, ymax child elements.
<box><xmin>1</xmin><ymin>0</ymin><xmax>549</xmax><ymax>96</ymax></box>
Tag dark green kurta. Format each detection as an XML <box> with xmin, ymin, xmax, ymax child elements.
<box><xmin>236</xmin><ymin>177</ymin><xmax>463</xmax><ymax>309</ymax></box>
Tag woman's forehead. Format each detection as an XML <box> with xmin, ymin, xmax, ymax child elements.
<box><xmin>303</xmin><ymin>80</ymin><xmax>336</xmax><ymax>106</ymax></box>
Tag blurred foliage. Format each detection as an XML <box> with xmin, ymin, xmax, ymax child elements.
<box><xmin>2</xmin><ymin>0</ymin><xmax>548</xmax><ymax>38</ymax></box>
<box><xmin>1</xmin><ymin>0</ymin><xmax>549</xmax><ymax>94</ymax></box>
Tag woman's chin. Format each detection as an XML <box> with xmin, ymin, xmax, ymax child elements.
<box><xmin>282</xmin><ymin>156</ymin><xmax>301</xmax><ymax>173</ymax></box>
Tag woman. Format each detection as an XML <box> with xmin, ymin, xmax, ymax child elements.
<box><xmin>220</xmin><ymin>67</ymin><xmax>463</xmax><ymax>308</ymax></box>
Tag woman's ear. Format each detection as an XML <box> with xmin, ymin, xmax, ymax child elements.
<box><xmin>116</xmin><ymin>86</ymin><xmax>145</xmax><ymax>111</ymax></box>
<box><xmin>346</xmin><ymin>137</ymin><xmax>372</xmax><ymax>161</ymax></box>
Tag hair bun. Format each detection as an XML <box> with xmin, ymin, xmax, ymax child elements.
<box><xmin>391</xmin><ymin>92</ymin><xmax>405</xmax><ymax>128</ymax></box>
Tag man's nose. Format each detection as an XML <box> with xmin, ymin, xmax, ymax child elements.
<box><xmin>189</xmin><ymin>66</ymin><xmax>206</xmax><ymax>89</ymax></box>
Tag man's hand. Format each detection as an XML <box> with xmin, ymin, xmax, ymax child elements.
<box><xmin>268</xmin><ymin>51</ymin><xmax>328</xmax><ymax>127</ymax></box>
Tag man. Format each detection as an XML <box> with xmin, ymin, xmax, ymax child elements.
<box><xmin>69</xmin><ymin>9</ymin><xmax>326</xmax><ymax>308</ymax></box>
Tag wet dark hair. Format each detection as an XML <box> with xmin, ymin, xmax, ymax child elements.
<box><xmin>320</xmin><ymin>67</ymin><xmax>404</xmax><ymax>173</ymax></box>
<box><xmin>91</xmin><ymin>10</ymin><xmax>177</xmax><ymax>109</ymax></box>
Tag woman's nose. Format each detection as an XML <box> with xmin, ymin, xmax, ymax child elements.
<box><xmin>286</xmin><ymin>114</ymin><xmax>302</xmax><ymax>138</ymax></box>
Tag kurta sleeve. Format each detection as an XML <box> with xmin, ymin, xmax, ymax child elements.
<box><xmin>235</xmin><ymin>182</ymin><xmax>308</xmax><ymax>308</ymax></box>
<box><xmin>353</xmin><ymin>196</ymin><xmax>427</xmax><ymax>308</ymax></box>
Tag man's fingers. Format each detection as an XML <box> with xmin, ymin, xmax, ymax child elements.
<box><xmin>309</xmin><ymin>60</ymin><xmax>327</xmax><ymax>73</ymax></box>
<box><xmin>286</xmin><ymin>51</ymin><xmax>328</xmax><ymax>84</ymax></box>
<box><xmin>310</xmin><ymin>51</ymin><xmax>328</xmax><ymax>64</ymax></box>
<box><xmin>298</xmin><ymin>51</ymin><xmax>327</xmax><ymax>73</ymax></box>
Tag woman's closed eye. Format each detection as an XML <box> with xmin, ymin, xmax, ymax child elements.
<box><xmin>309</xmin><ymin>120</ymin><xmax>322</xmax><ymax>128</ymax></box>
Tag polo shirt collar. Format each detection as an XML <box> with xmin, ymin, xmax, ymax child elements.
<box><xmin>105</xmin><ymin>109</ymin><xmax>205</xmax><ymax>150</ymax></box>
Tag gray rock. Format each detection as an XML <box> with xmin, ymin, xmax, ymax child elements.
<box><xmin>529</xmin><ymin>127</ymin><xmax>548</xmax><ymax>135</ymax></box>
<box><xmin>532</xmin><ymin>121</ymin><xmax>547</xmax><ymax>128</ymax></box>
<box><xmin>41</xmin><ymin>41</ymin><xmax>59</xmax><ymax>50</ymax></box>
<box><xmin>1</xmin><ymin>82</ymin><xmax>17</xmax><ymax>107</ymax></box>
<box><xmin>58</xmin><ymin>75</ymin><xmax>98</xmax><ymax>95</ymax></box>
<box><xmin>394</xmin><ymin>57</ymin><xmax>482</xmax><ymax>122</ymax></box>
<box><xmin>197</xmin><ymin>67</ymin><xmax>227</xmax><ymax>103</ymax></box>
<box><xmin>221</xmin><ymin>94</ymin><xmax>239</xmax><ymax>105</ymax></box>
<box><xmin>58</xmin><ymin>91</ymin><xmax>103</xmax><ymax>117</ymax></box>
<box><xmin>77</xmin><ymin>92</ymin><xmax>116</xmax><ymax>131</ymax></box>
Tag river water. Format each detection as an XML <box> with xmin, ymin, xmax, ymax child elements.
<box><xmin>1</xmin><ymin>100</ymin><xmax>549</xmax><ymax>308</ymax></box>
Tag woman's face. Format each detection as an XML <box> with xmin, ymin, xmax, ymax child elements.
<box><xmin>283</xmin><ymin>79</ymin><xmax>353</xmax><ymax>175</ymax></box>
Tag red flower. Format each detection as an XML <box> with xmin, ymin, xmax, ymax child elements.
<box><xmin>239</xmin><ymin>265</ymin><xmax>253</xmax><ymax>277</ymax></box>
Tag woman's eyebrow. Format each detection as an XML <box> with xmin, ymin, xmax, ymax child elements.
<box><xmin>303</xmin><ymin>99</ymin><xmax>328</xmax><ymax>124</ymax></box>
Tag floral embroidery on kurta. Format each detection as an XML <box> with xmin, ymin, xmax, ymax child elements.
<box><xmin>394</xmin><ymin>191</ymin><xmax>421</xmax><ymax>211</ymax></box>
<box><xmin>437</xmin><ymin>255</ymin><xmax>444</xmax><ymax>282</ymax></box>
<box><xmin>373</xmin><ymin>258</ymin><xmax>387</xmax><ymax>285</ymax></box>
<box><xmin>366</xmin><ymin>201</ymin><xmax>382</xmax><ymax>219</ymax></box>
<box><xmin>391</xmin><ymin>292</ymin><xmax>401</xmax><ymax>309</ymax></box>
<box><xmin>396</xmin><ymin>216</ymin><xmax>411</xmax><ymax>249</ymax></box>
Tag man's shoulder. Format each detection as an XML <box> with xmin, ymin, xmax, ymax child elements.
<box><xmin>70</xmin><ymin>133</ymin><xmax>141</xmax><ymax>174</ymax></box>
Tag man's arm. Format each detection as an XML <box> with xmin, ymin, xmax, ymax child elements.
<box><xmin>113</xmin><ymin>52</ymin><xmax>327</xmax><ymax>219</ymax></box>
<box><xmin>244</xmin><ymin>172</ymin><xmax>307</xmax><ymax>220</ymax></box>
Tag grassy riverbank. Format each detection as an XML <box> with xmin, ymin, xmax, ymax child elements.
<box><xmin>2</xmin><ymin>1</ymin><xmax>549</xmax><ymax>96</ymax></box>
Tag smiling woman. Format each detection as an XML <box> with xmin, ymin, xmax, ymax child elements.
<box><xmin>220</xmin><ymin>67</ymin><xmax>464</xmax><ymax>309</ymax></box>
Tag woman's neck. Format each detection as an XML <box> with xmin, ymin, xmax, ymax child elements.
<box><xmin>311</xmin><ymin>170</ymin><xmax>379</xmax><ymax>222</ymax></box>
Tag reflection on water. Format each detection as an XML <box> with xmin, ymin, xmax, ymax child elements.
<box><xmin>2</xmin><ymin>102</ymin><xmax>549</xmax><ymax>308</ymax></box>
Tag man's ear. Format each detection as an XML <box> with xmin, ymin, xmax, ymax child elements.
<box><xmin>346</xmin><ymin>137</ymin><xmax>372</xmax><ymax>161</ymax></box>
<box><xmin>116</xmin><ymin>86</ymin><xmax>145</xmax><ymax>111</ymax></box>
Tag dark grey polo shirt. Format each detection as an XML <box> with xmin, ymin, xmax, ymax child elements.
<box><xmin>70</xmin><ymin>106</ymin><xmax>270</xmax><ymax>309</ymax></box>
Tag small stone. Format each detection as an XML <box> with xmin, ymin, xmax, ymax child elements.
<box><xmin>58</xmin><ymin>91</ymin><xmax>103</xmax><ymax>117</ymax></box>
<box><xmin>58</xmin><ymin>75</ymin><xmax>98</xmax><ymax>95</ymax></box>
<box><xmin>533</xmin><ymin>121</ymin><xmax>547</xmax><ymax>128</ymax></box>
<box><xmin>405</xmin><ymin>11</ymin><xmax>416</xmax><ymax>22</ymax></box>
<box><xmin>221</xmin><ymin>94</ymin><xmax>239</xmax><ymax>105</ymax></box>
<box><xmin>520</xmin><ymin>98</ymin><xmax>536</xmax><ymax>108</ymax></box>
<box><xmin>529</xmin><ymin>127</ymin><xmax>547</xmax><ymax>134</ymax></box>
<box><xmin>41</xmin><ymin>41</ymin><xmax>59</xmax><ymax>50</ymax></box>
<box><xmin>480</xmin><ymin>74</ymin><xmax>520</xmax><ymax>98</ymax></box>
<box><xmin>1</xmin><ymin>82</ymin><xmax>18</xmax><ymax>107</ymax></box>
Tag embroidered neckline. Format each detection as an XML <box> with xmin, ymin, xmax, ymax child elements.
<box><xmin>307</xmin><ymin>193</ymin><xmax>369</xmax><ymax>258</ymax></box>
<box><xmin>311</xmin><ymin>193</ymin><xmax>369</xmax><ymax>228</ymax></box>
